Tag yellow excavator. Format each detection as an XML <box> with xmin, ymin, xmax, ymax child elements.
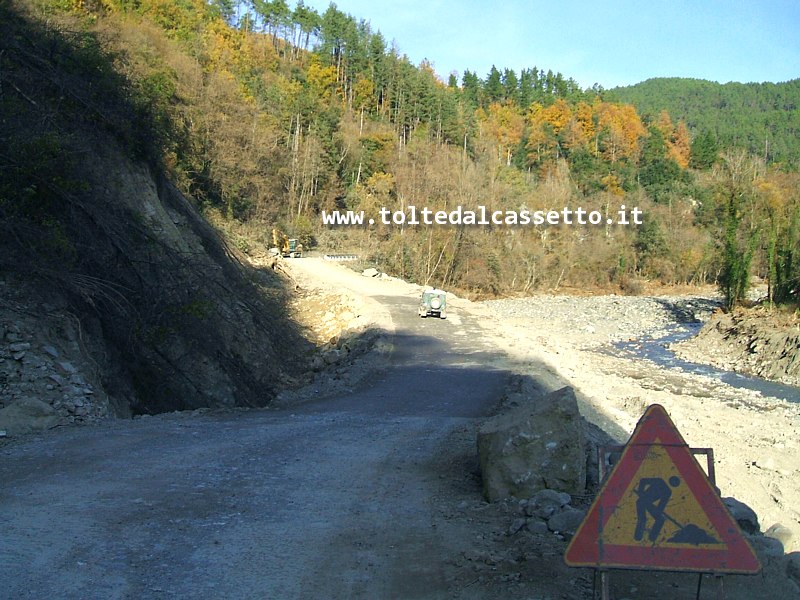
<box><xmin>272</xmin><ymin>228</ymin><xmax>303</xmax><ymax>258</ymax></box>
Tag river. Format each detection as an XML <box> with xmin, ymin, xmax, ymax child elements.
<box><xmin>611</xmin><ymin>323</ymin><xmax>800</xmax><ymax>404</ymax></box>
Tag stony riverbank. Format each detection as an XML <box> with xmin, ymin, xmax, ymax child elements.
<box><xmin>482</xmin><ymin>294</ymin><xmax>719</xmax><ymax>347</ymax></box>
<box><xmin>673</xmin><ymin>305</ymin><xmax>800</xmax><ymax>387</ymax></box>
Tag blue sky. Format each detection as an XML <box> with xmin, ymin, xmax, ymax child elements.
<box><xmin>301</xmin><ymin>0</ymin><xmax>800</xmax><ymax>89</ymax></box>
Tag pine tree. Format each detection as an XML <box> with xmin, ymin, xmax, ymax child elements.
<box><xmin>690</xmin><ymin>130</ymin><xmax>718</xmax><ymax>169</ymax></box>
<box><xmin>502</xmin><ymin>68</ymin><xmax>519</xmax><ymax>104</ymax></box>
<box><xmin>484</xmin><ymin>66</ymin><xmax>504</xmax><ymax>105</ymax></box>
<box><xmin>461</xmin><ymin>70</ymin><xmax>480</xmax><ymax>107</ymax></box>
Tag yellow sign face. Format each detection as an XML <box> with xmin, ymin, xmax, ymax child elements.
<box><xmin>600</xmin><ymin>439</ymin><xmax>722</xmax><ymax>549</ymax></box>
<box><xmin>565</xmin><ymin>404</ymin><xmax>761</xmax><ymax>573</ymax></box>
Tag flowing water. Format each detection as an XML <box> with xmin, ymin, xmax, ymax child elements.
<box><xmin>612</xmin><ymin>323</ymin><xmax>800</xmax><ymax>404</ymax></box>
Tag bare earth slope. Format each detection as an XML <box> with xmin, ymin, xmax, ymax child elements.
<box><xmin>674</xmin><ymin>306</ymin><xmax>800</xmax><ymax>387</ymax></box>
<box><xmin>1</xmin><ymin>257</ymin><xmax>798</xmax><ymax>599</ymax></box>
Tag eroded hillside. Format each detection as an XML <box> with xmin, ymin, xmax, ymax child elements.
<box><xmin>0</xmin><ymin>3</ymin><xmax>309</xmax><ymax>418</ymax></box>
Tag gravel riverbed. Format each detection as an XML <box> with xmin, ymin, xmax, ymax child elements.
<box><xmin>482</xmin><ymin>294</ymin><xmax>720</xmax><ymax>346</ymax></box>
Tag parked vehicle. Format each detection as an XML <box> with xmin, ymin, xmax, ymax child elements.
<box><xmin>418</xmin><ymin>288</ymin><xmax>447</xmax><ymax>319</ymax></box>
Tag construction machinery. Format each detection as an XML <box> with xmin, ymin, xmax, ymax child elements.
<box><xmin>271</xmin><ymin>228</ymin><xmax>303</xmax><ymax>258</ymax></box>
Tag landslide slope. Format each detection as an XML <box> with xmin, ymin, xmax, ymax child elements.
<box><xmin>0</xmin><ymin>2</ymin><xmax>309</xmax><ymax>416</ymax></box>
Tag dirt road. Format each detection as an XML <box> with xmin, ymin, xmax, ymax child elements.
<box><xmin>0</xmin><ymin>261</ymin><xmax>515</xmax><ymax>599</ymax></box>
<box><xmin>2</xmin><ymin>258</ymin><xmax>799</xmax><ymax>599</ymax></box>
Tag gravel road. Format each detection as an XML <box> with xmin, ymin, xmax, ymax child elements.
<box><xmin>3</xmin><ymin>260</ymin><xmax>798</xmax><ymax>600</ymax></box>
<box><xmin>0</xmin><ymin>279</ymin><xmax>513</xmax><ymax>599</ymax></box>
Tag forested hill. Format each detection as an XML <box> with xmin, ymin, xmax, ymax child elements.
<box><xmin>609</xmin><ymin>78</ymin><xmax>800</xmax><ymax>165</ymax></box>
<box><xmin>3</xmin><ymin>0</ymin><xmax>800</xmax><ymax>312</ymax></box>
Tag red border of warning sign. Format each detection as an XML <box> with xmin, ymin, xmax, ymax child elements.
<box><xmin>565</xmin><ymin>404</ymin><xmax>760</xmax><ymax>573</ymax></box>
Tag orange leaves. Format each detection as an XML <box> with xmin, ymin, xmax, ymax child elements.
<box><xmin>524</xmin><ymin>99</ymin><xmax>581</xmax><ymax>162</ymax></box>
<box><xmin>655</xmin><ymin>110</ymin><xmax>674</xmax><ymax>139</ymax></box>
<box><xmin>523</xmin><ymin>98</ymin><xmax>647</xmax><ymax>165</ymax></box>
<box><xmin>526</xmin><ymin>99</ymin><xmax>574</xmax><ymax>138</ymax></box>
<box><xmin>669</xmin><ymin>120</ymin><xmax>691</xmax><ymax>169</ymax></box>
<box><xmin>575</xmin><ymin>101</ymin><xmax>596</xmax><ymax>140</ymax></box>
<box><xmin>596</xmin><ymin>102</ymin><xmax>646</xmax><ymax>162</ymax></box>
<box><xmin>539</xmin><ymin>98</ymin><xmax>573</xmax><ymax>135</ymax></box>
<box><xmin>653</xmin><ymin>110</ymin><xmax>690</xmax><ymax>169</ymax></box>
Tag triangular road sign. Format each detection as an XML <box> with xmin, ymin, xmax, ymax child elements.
<box><xmin>565</xmin><ymin>404</ymin><xmax>761</xmax><ymax>573</ymax></box>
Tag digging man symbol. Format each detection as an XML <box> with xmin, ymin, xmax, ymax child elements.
<box><xmin>632</xmin><ymin>474</ymin><xmax>721</xmax><ymax>545</ymax></box>
<box><xmin>634</xmin><ymin>475</ymin><xmax>681</xmax><ymax>542</ymax></box>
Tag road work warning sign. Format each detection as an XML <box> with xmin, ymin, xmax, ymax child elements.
<box><xmin>565</xmin><ymin>404</ymin><xmax>760</xmax><ymax>573</ymax></box>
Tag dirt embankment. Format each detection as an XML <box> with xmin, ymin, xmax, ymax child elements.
<box><xmin>0</xmin><ymin>254</ymin><xmax>387</xmax><ymax>437</ymax></box>
<box><xmin>0</xmin><ymin>154</ymin><xmax>311</xmax><ymax>427</ymax></box>
<box><xmin>674</xmin><ymin>306</ymin><xmax>800</xmax><ymax>386</ymax></box>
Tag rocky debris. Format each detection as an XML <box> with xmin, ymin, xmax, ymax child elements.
<box><xmin>0</xmin><ymin>280</ymin><xmax>111</xmax><ymax>435</ymax></box>
<box><xmin>477</xmin><ymin>386</ymin><xmax>586</xmax><ymax>501</ymax></box>
<box><xmin>517</xmin><ymin>489</ymin><xmax>589</xmax><ymax>536</ymax></box>
<box><xmin>361</xmin><ymin>267</ymin><xmax>380</xmax><ymax>278</ymax></box>
<box><xmin>765</xmin><ymin>523</ymin><xmax>795</xmax><ymax>550</ymax></box>
<box><xmin>751</xmin><ymin>534</ymin><xmax>786</xmax><ymax>558</ymax></box>
<box><xmin>547</xmin><ymin>507</ymin><xmax>586</xmax><ymax>535</ymax></box>
<box><xmin>285</xmin><ymin>285</ymin><xmax>384</xmax><ymax>379</ymax></box>
<box><xmin>673</xmin><ymin>307</ymin><xmax>800</xmax><ymax>386</ymax></box>
<box><xmin>522</xmin><ymin>489</ymin><xmax>572</xmax><ymax>520</ymax></box>
<box><xmin>478</xmin><ymin>477</ymin><xmax>800</xmax><ymax>598</ymax></box>
<box><xmin>506</xmin><ymin>490</ymin><xmax>587</xmax><ymax>539</ymax></box>
<box><xmin>271</xmin><ymin>277</ymin><xmax>392</xmax><ymax>407</ymax></box>
<box><xmin>788</xmin><ymin>553</ymin><xmax>800</xmax><ymax>586</ymax></box>
<box><xmin>288</xmin><ymin>289</ymin><xmax>372</xmax><ymax>347</ymax></box>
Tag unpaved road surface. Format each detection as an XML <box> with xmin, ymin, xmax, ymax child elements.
<box><xmin>3</xmin><ymin>258</ymin><xmax>799</xmax><ymax>599</ymax></box>
<box><xmin>0</xmin><ymin>265</ymin><xmax>513</xmax><ymax>599</ymax></box>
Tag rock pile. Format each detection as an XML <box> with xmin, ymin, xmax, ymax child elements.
<box><xmin>0</xmin><ymin>288</ymin><xmax>110</xmax><ymax>436</ymax></box>
<box><xmin>273</xmin><ymin>281</ymin><xmax>392</xmax><ymax>406</ymax></box>
<box><xmin>507</xmin><ymin>489</ymin><xmax>587</xmax><ymax>538</ymax></box>
<box><xmin>289</xmin><ymin>288</ymin><xmax>381</xmax><ymax>371</ymax></box>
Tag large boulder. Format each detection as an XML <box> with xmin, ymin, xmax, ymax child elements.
<box><xmin>0</xmin><ymin>398</ymin><xmax>59</xmax><ymax>435</ymax></box>
<box><xmin>477</xmin><ymin>386</ymin><xmax>586</xmax><ymax>502</ymax></box>
<box><xmin>548</xmin><ymin>507</ymin><xmax>587</xmax><ymax>535</ymax></box>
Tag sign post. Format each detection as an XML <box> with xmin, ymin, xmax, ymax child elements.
<box><xmin>565</xmin><ymin>404</ymin><xmax>760</xmax><ymax>597</ymax></box>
